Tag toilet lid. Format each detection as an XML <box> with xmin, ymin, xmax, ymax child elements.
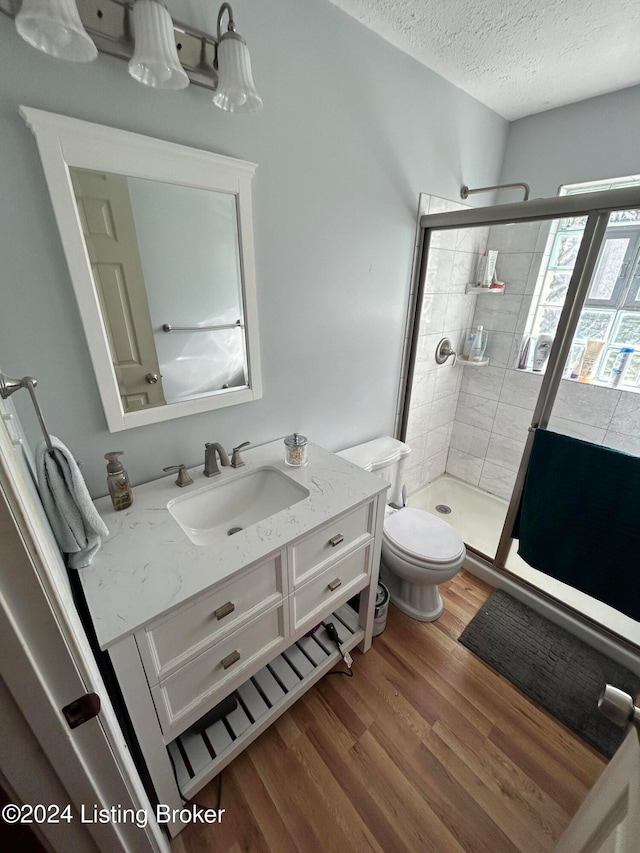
<box><xmin>384</xmin><ymin>507</ymin><xmax>465</xmax><ymax>564</ymax></box>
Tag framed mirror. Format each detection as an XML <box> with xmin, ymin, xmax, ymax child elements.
<box><xmin>21</xmin><ymin>106</ymin><xmax>262</xmax><ymax>431</ymax></box>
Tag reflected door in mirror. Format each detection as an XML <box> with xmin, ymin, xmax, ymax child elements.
<box><xmin>71</xmin><ymin>166</ymin><xmax>249</xmax><ymax>410</ymax></box>
<box><xmin>72</xmin><ymin>169</ymin><xmax>167</xmax><ymax>412</ymax></box>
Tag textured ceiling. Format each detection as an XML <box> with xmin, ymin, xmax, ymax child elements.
<box><xmin>329</xmin><ymin>0</ymin><xmax>640</xmax><ymax>120</ymax></box>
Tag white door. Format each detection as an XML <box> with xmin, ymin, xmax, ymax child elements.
<box><xmin>0</xmin><ymin>393</ymin><xmax>169</xmax><ymax>853</ymax></box>
<box><xmin>71</xmin><ymin>168</ymin><xmax>166</xmax><ymax>411</ymax></box>
<box><xmin>556</xmin><ymin>724</ymin><xmax>640</xmax><ymax>851</ymax></box>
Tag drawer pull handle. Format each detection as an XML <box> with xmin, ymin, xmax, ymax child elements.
<box><xmin>329</xmin><ymin>534</ymin><xmax>344</xmax><ymax>547</ymax></box>
<box><xmin>221</xmin><ymin>650</ymin><xmax>241</xmax><ymax>669</ymax></box>
<box><xmin>214</xmin><ymin>601</ymin><xmax>235</xmax><ymax>620</ymax></box>
<box><xmin>327</xmin><ymin>578</ymin><xmax>342</xmax><ymax>592</ymax></box>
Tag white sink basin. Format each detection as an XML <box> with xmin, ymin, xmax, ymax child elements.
<box><xmin>167</xmin><ymin>466</ymin><xmax>310</xmax><ymax>546</ymax></box>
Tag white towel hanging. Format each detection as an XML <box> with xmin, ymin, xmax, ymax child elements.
<box><xmin>36</xmin><ymin>437</ymin><xmax>109</xmax><ymax>569</ymax></box>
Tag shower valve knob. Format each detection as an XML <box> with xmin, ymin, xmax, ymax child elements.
<box><xmin>435</xmin><ymin>337</ymin><xmax>457</xmax><ymax>365</ymax></box>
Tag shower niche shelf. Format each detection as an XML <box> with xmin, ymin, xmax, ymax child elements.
<box><xmin>465</xmin><ymin>284</ymin><xmax>505</xmax><ymax>294</ymax></box>
<box><xmin>458</xmin><ymin>357</ymin><xmax>490</xmax><ymax>367</ymax></box>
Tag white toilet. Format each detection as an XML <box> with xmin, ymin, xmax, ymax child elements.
<box><xmin>338</xmin><ymin>437</ymin><xmax>466</xmax><ymax>622</ymax></box>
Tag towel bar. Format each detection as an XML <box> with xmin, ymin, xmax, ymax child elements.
<box><xmin>0</xmin><ymin>372</ymin><xmax>54</xmax><ymax>452</ymax></box>
<box><xmin>162</xmin><ymin>320</ymin><xmax>243</xmax><ymax>333</ymax></box>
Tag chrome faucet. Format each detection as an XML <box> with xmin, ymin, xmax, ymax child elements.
<box><xmin>204</xmin><ymin>442</ymin><xmax>230</xmax><ymax>477</ymax></box>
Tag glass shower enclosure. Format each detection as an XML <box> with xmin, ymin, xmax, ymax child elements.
<box><xmin>401</xmin><ymin>186</ymin><xmax>640</xmax><ymax>645</ymax></box>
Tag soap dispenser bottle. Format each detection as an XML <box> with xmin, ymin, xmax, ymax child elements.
<box><xmin>105</xmin><ymin>451</ymin><xmax>133</xmax><ymax>511</ymax></box>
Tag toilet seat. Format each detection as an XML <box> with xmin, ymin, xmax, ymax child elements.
<box><xmin>383</xmin><ymin>507</ymin><xmax>465</xmax><ymax>569</ymax></box>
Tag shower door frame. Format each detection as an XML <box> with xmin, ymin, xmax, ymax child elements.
<box><xmin>403</xmin><ymin>185</ymin><xmax>640</xmax><ymax>578</ymax></box>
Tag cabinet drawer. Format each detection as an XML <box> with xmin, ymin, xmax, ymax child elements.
<box><xmin>139</xmin><ymin>556</ymin><xmax>283</xmax><ymax>682</ymax></box>
<box><xmin>291</xmin><ymin>501</ymin><xmax>373</xmax><ymax>585</ymax></box>
<box><xmin>293</xmin><ymin>544</ymin><xmax>371</xmax><ymax>632</ymax></box>
<box><xmin>152</xmin><ymin>605</ymin><xmax>286</xmax><ymax>737</ymax></box>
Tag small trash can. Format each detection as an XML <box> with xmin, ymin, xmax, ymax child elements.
<box><xmin>372</xmin><ymin>582</ymin><xmax>390</xmax><ymax>637</ymax></box>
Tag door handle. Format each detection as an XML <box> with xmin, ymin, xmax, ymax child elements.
<box><xmin>598</xmin><ymin>685</ymin><xmax>640</xmax><ymax>729</ymax></box>
<box><xmin>145</xmin><ymin>373</ymin><xmax>159</xmax><ymax>384</ymax></box>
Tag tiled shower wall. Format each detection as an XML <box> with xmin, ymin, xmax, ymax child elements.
<box><xmin>446</xmin><ymin>220</ymin><xmax>640</xmax><ymax>500</ymax></box>
<box><xmin>447</xmin><ymin>220</ymin><xmax>550</xmax><ymax>499</ymax></box>
<box><xmin>403</xmin><ymin>195</ymin><xmax>487</xmax><ymax>494</ymax></box>
<box><xmin>405</xmin><ymin>207</ymin><xmax>640</xmax><ymax>502</ymax></box>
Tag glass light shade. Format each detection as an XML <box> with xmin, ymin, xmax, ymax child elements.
<box><xmin>15</xmin><ymin>0</ymin><xmax>97</xmax><ymax>62</ymax></box>
<box><xmin>213</xmin><ymin>33</ymin><xmax>263</xmax><ymax>113</ymax></box>
<box><xmin>128</xmin><ymin>0</ymin><xmax>189</xmax><ymax>90</ymax></box>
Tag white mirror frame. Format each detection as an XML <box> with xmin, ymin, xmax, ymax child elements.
<box><xmin>20</xmin><ymin>106</ymin><xmax>262</xmax><ymax>432</ymax></box>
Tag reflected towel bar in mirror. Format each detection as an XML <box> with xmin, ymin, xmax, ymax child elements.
<box><xmin>162</xmin><ymin>320</ymin><xmax>244</xmax><ymax>333</ymax></box>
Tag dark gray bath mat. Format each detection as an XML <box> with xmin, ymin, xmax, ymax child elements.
<box><xmin>459</xmin><ymin>590</ymin><xmax>640</xmax><ymax>758</ymax></box>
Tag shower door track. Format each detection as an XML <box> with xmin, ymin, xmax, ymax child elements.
<box><xmin>403</xmin><ymin>185</ymin><xmax>640</xmax><ymax>639</ymax></box>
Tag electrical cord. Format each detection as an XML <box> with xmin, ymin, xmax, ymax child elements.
<box><xmin>167</xmin><ymin>744</ymin><xmax>223</xmax><ymax>811</ymax></box>
<box><xmin>320</xmin><ymin>621</ymin><xmax>354</xmax><ymax>677</ymax></box>
<box><xmin>325</xmin><ymin>666</ymin><xmax>353</xmax><ymax>678</ymax></box>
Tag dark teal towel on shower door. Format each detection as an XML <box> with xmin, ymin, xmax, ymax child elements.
<box><xmin>514</xmin><ymin>429</ymin><xmax>640</xmax><ymax>622</ymax></box>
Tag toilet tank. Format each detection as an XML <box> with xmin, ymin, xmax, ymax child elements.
<box><xmin>337</xmin><ymin>437</ymin><xmax>410</xmax><ymax>506</ymax></box>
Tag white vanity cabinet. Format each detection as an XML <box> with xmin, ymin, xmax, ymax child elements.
<box><xmin>290</xmin><ymin>501</ymin><xmax>376</xmax><ymax>633</ymax></box>
<box><xmin>79</xmin><ymin>442</ymin><xmax>387</xmax><ymax>837</ymax></box>
<box><xmin>135</xmin><ymin>555</ymin><xmax>288</xmax><ymax>738</ymax></box>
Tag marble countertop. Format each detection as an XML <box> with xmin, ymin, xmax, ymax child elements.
<box><xmin>79</xmin><ymin>440</ymin><xmax>388</xmax><ymax>650</ymax></box>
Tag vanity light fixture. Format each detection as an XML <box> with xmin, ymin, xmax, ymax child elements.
<box><xmin>212</xmin><ymin>2</ymin><xmax>262</xmax><ymax>113</ymax></box>
<box><xmin>128</xmin><ymin>0</ymin><xmax>188</xmax><ymax>90</ymax></box>
<box><xmin>3</xmin><ymin>0</ymin><xmax>262</xmax><ymax>111</ymax></box>
<box><xmin>14</xmin><ymin>0</ymin><xmax>98</xmax><ymax>62</ymax></box>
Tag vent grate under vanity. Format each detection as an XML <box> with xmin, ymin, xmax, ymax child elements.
<box><xmin>167</xmin><ymin>604</ymin><xmax>362</xmax><ymax>796</ymax></box>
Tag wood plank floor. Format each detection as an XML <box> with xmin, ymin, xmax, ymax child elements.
<box><xmin>171</xmin><ymin>572</ymin><xmax>607</xmax><ymax>853</ymax></box>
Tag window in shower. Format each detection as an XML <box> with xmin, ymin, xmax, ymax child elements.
<box><xmin>524</xmin><ymin>177</ymin><xmax>640</xmax><ymax>390</ymax></box>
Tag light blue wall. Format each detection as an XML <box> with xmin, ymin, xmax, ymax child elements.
<box><xmin>500</xmin><ymin>85</ymin><xmax>640</xmax><ymax>198</ymax></box>
<box><xmin>0</xmin><ymin>0</ymin><xmax>507</xmax><ymax>496</ymax></box>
